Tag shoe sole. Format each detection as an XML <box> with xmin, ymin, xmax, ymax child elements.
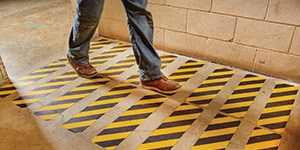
<box><xmin>141</xmin><ymin>84</ymin><xmax>180</xmax><ymax>95</ymax></box>
<box><xmin>67</xmin><ymin>56</ymin><xmax>97</xmax><ymax>79</ymax></box>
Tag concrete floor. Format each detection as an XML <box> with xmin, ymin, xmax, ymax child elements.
<box><xmin>1</xmin><ymin>0</ymin><xmax>300</xmax><ymax>150</ymax></box>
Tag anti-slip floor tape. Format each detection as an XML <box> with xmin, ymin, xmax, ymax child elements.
<box><xmin>62</xmin><ymin>83</ymin><xmax>137</xmax><ymax>133</ymax></box>
<box><xmin>3</xmin><ymin>37</ymin><xmax>299</xmax><ymax>149</ymax></box>
<box><xmin>11</xmin><ymin>42</ymin><xmax>129</xmax><ymax>108</ymax></box>
<box><xmin>92</xmin><ymin>92</ymin><xmax>168</xmax><ymax>150</ymax></box>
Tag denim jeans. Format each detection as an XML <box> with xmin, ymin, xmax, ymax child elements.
<box><xmin>68</xmin><ymin>0</ymin><xmax>162</xmax><ymax>81</ymax></box>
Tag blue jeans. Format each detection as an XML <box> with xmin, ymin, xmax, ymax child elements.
<box><xmin>68</xmin><ymin>0</ymin><xmax>162</xmax><ymax>81</ymax></box>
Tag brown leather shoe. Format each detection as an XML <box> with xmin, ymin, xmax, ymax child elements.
<box><xmin>141</xmin><ymin>76</ymin><xmax>181</xmax><ymax>94</ymax></box>
<box><xmin>67</xmin><ymin>55</ymin><xmax>97</xmax><ymax>78</ymax></box>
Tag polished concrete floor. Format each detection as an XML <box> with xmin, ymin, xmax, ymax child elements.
<box><xmin>1</xmin><ymin>0</ymin><xmax>300</xmax><ymax>150</ymax></box>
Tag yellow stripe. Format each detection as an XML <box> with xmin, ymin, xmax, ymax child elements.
<box><xmin>106</xmin><ymin>118</ymin><xmax>145</xmax><ymax>129</ymax></box>
<box><xmin>56</xmin><ymin>94</ymin><xmax>88</xmax><ymax>101</ymax></box>
<box><xmin>33</xmin><ymin>68</ymin><xmax>60</xmax><ymax>73</ymax></box>
<box><xmin>245</xmin><ymin>139</ymin><xmax>280</xmax><ymax>150</ymax></box>
<box><xmin>121</xmin><ymin>107</ymin><xmax>158</xmax><ymax>116</ymax></box>
<box><xmin>209</xmin><ymin>71</ymin><xmax>235</xmax><ymax>76</ymax></box>
<box><xmin>268</xmin><ymin>95</ymin><xmax>297</xmax><ymax>102</ymax></box>
<box><xmin>69</xmin><ymin>85</ymin><xmax>103</xmax><ymax>92</ymax></box>
<box><xmin>173</xmin><ymin>68</ymin><xmax>200</xmax><ymax>73</ymax></box>
<box><xmin>250</xmin><ymin>128</ymin><xmax>275</xmax><ymax>137</ymax></box>
<box><xmin>229</xmin><ymin>92</ymin><xmax>259</xmax><ymax>99</ymax></box>
<box><xmin>39</xmin><ymin>103</ymin><xmax>74</xmax><ymax>111</ymax></box>
<box><xmin>39</xmin><ymin>114</ymin><xmax>59</xmax><ymax>120</ymax></box>
<box><xmin>164</xmin><ymin>113</ymin><xmax>200</xmax><ymax>123</ymax></box>
<box><xmin>210</xmin><ymin>117</ymin><xmax>238</xmax><ymax>125</ymax></box>
<box><xmin>89</xmin><ymin>98</ymin><xmax>124</xmax><ymax>106</ymax></box>
<box><xmin>193</xmin><ymin>85</ymin><xmax>227</xmax><ymax>92</ymax></box>
<box><xmin>272</xmin><ymin>86</ymin><xmax>298</xmax><ymax>93</ymax></box>
<box><xmin>257</xmin><ymin>116</ymin><xmax>289</xmax><ymax>125</ymax></box>
<box><xmin>0</xmin><ymin>90</ymin><xmax>16</xmax><ymax>95</ymax></box>
<box><xmin>234</xmin><ymin>83</ymin><xmax>264</xmax><ymax>90</ymax></box>
<box><xmin>221</xmin><ymin>101</ymin><xmax>253</xmax><ymax>109</ymax></box>
<box><xmin>138</xmin><ymin>139</ymin><xmax>179</xmax><ymax>150</ymax></box>
<box><xmin>151</xmin><ymin>125</ymin><xmax>189</xmax><ymax>136</ymax></box>
<box><xmin>200</xmin><ymin>127</ymin><xmax>238</xmax><ymax>138</ymax></box>
<box><xmin>11</xmin><ymin>98</ymin><xmax>40</xmax><ymax>105</ymax></box>
<box><xmin>241</xmin><ymin>77</ymin><xmax>265</xmax><ymax>82</ymax></box>
<box><xmin>261</xmin><ymin>105</ymin><xmax>293</xmax><ymax>114</ymax></box>
<box><xmin>63</xmin><ymin>120</ymin><xmax>96</xmax><ymax>129</ymax></box>
<box><xmin>201</xmin><ymin>78</ymin><xmax>232</xmax><ymax>84</ymax></box>
<box><xmin>92</xmin><ymin>132</ymin><xmax>130</xmax><ymax>142</ymax></box>
<box><xmin>192</xmin><ymin>141</ymin><xmax>229</xmax><ymax>150</ymax></box>
<box><xmin>74</xmin><ymin>108</ymin><xmax>111</xmax><ymax>118</ymax></box>
<box><xmin>19</xmin><ymin>74</ymin><xmax>49</xmax><ymax>80</ymax></box>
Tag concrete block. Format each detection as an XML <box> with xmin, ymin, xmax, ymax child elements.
<box><xmin>153</xmin><ymin>28</ymin><xmax>165</xmax><ymax>50</ymax></box>
<box><xmin>148</xmin><ymin>4</ymin><xmax>187</xmax><ymax>32</ymax></box>
<box><xmin>187</xmin><ymin>10</ymin><xmax>236</xmax><ymax>41</ymax></box>
<box><xmin>235</xmin><ymin>18</ymin><xmax>294</xmax><ymax>52</ymax></box>
<box><xmin>165</xmin><ymin>30</ymin><xmax>207</xmax><ymax>59</ymax></box>
<box><xmin>112</xmin><ymin>0</ymin><xmax>126</xmax><ymax>21</ymax></box>
<box><xmin>254</xmin><ymin>49</ymin><xmax>300</xmax><ymax>82</ymax></box>
<box><xmin>267</xmin><ymin>0</ymin><xmax>300</xmax><ymax>25</ymax></box>
<box><xmin>212</xmin><ymin>0</ymin><xmax>268</xmax><ymax>19</ymax></box>
<box><xmin>98</xmin><ymin>18</ymin><xmax>130</xmax><ymax>42</ymax></box>
<box><xmin>166</xmin><ymin>0</ymin><xmax>211</xmax><ymax>11</ymax></box>
<box><xmin>206</xmin><ymin>39</ymin><xmax>257</xmax><ymax>70</ymax></box>
<box><xmin>291</xmin><ymin>27</ymin><xmax>300</xmax><ymax>55</ymax></box>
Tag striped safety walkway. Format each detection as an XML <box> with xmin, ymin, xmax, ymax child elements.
<box><xmin>1</xmin><ymin>37</ymin><xmax>299</xmax><ymax>150</ymax></box>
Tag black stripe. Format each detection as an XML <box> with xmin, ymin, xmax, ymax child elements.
<box><xmin>206</xmin><ymin>74</ymin><xmax>233</xmax><ymax>80</ymax></box>
<box><xmin>114</xmin><ymin>113</ymin><xmax>151</xmax><ymax>122</ymax></box>
<box><xmin>95</xmin><ymin>139</ymin><xmax>124</xmax><ymax>148</ymax></box>
<box><xmin>226</xmin><ymin>96</ymin><xmax>256</xmax><ymax>104</ymax></box>
<box><xmin>247</xmin><ymin>133</ymin><xmax>281</xmax><ymax>144</ymax></box>
<box><xmin>68</xmin><ymin>126</ymin><xmax>88</xmax><ymax>133</ymax></box>
<box><xmin>270</xmin><ymin>90</ymin><xmax>298</xmax><ymax>98</ymax></box>
<box><xmin>170</xmin><ymin>108</ymin><xmax>203</xmax><ymax>117</ymax></box>
<box><xmin>129</xmin><ymin>102</ymin><xmax>163</xmax><ymax>110</ymax></box>
<box><xmin>99</xmin><ymin>125</ymin><xmax>138</xmax><ymax>135</ymax></box>
<box><xmin>65</xmin><ymin>114</ymin><xmax>102</xmax><ymax>124</ymax></box>
<box><xmin>178</xmin><ymin>64</ymin><xmax>204</xmax><ymax>70</ymax></box>
<box><xmin>206</xmin><ymin>121</ymin><xmax>240</xmax><ymax>131</ymax></box>
<box><xmin>274</xmin><ymin>83</ymin><xmax>294</xmax><ymax>89</ymax></box>
<box><xmin>232</xmin><ymin>87</ymin><xmax>261</xmax><ymax>94</ymax></box>
<box><xmin>170</xmin><ymin>71</ymin><xmax>198</xmax><ymax>76</ymax></box>
<box><xmin>141</xmin><ymin>94</ymin><xmax>165</xmax><ymax>100</ymax></box>
<box><xmin>195</xmin><ymin>134</ymin><xmax>233</xmax><ymax>145</ymax></box>
<box><xmin>158</xmin><ymin>119</ymin><xmax>196</xmax><ymax>129</ymax></box>
<box><xmin>239</xmin><ymin>79</ymin><xmax>266</xmax><ymax>85</ymax></box>
<box><xmin>261</xmin><ymin>122</ymin><xmax>287</xmax><ymax>130</ymax></box>
<box><xmin>144</xmin><ymin>132</ymin><xmax>184</xmax><ymax>143</ymax></box>
<box><xmin>213</xmin><ymin>68</ymin><xmax>232</xmax><ymax>73</ymax></box>
<box><xmin>265</xmin><ymin>99</ymin><xmax>294</xmax><ymax>108</ymax></box>
<box><xmin>190</xmin><ymin>99</ymin><xmax>212</xmax><ymax>105</ymax></box>
<box><xmin>83</xmin><ymin>103</ymin><xmax>118</xmax><ymax>111</ymax></box>
<box><xmin>199</xmin><ymin>81</ymin><xmax>228</xmax><ymax>87</ymax></box>
<box><xmin>189</xmin><ymin>89</ymin><xmax>220</xmax><ymax>97</ymax></box>
<box><xmin>34</xmin><ymin>108</ymin><xmax>65</xmax><ymax>116</ymax></box>
<box><xmin>49</xmin><ymin>99</ymin><xmax>81</xmax><ymax>105</ymax></box>
<box><xmin>259</xmin><ymin>110</ymin><xmax>291</xmax><ymax>119</ymax></box>
<box><xmin>111</xmin><ymin>85</ymin><xmax>136</xmax><ymax>91</ymax></box>
<box><xmin>221</xmin><ymin>106</ymin><xmax>250</xmax><ymax>114</ymax></box>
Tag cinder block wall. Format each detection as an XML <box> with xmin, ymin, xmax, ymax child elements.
<box><xmin>98</xmin><ymin>0</ymin><xmax>300</xmax><ymax>83</ymax></box>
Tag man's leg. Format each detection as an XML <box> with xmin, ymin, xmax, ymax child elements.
<box><xmin>121</xmin><ymin>0</ymin><xmax>181</xmax><ymax>94</ymax></box>
<box><xmin>67</xmin><ymin>0</ymin><xmax>104</xmax><ymax>78</ymax></box>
